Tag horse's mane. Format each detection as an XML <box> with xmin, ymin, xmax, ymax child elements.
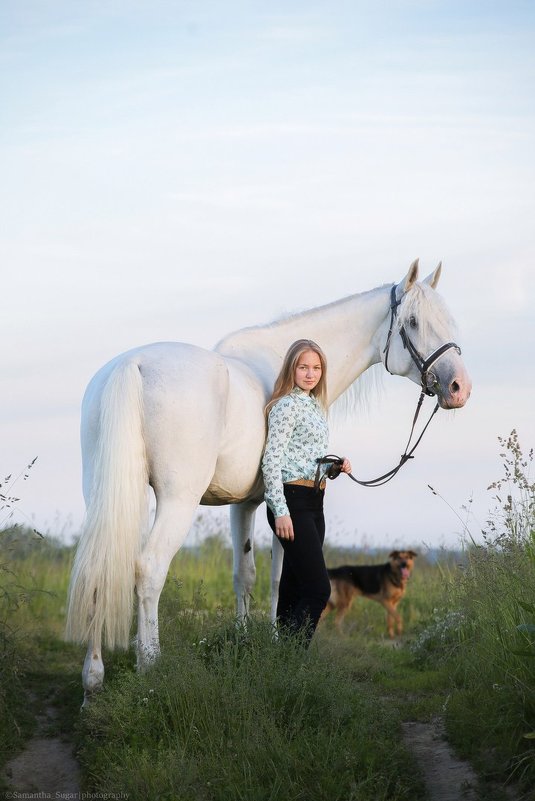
<box><xmin>328</xmin><ymin>362</ymin><xmax>385</xmax><ymax>424</ymax></box>
<box><xmin>214</xmin><ymin>280</ymin><xmax>457</xmax><ymax>423</ymax></box>
<box><xmin>214</xmin><ymin>286</ymin><xmax>386</xmax><ymax>350</ymax></box>
<box><xmin>262</xmin><ymin>287</ymin><xmax>385</xmax><ymax>331</ymax></box>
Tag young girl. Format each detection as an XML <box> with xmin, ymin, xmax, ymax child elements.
<box><xmin>262</xmin><ymin>339</ymin><xmax>351</xmax><ymax>643</ymax></box>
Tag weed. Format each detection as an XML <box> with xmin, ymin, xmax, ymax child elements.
<box><xmin>438</xmin><ymin>431</ymin><xmax>535</xmax><ymax>792</ymax></box>
<box><xmin>409</xmin><ymin>609</ymin><xmax>468</xmax><ymax>666</ymax></box>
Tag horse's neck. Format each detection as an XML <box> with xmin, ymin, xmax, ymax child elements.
<box><xmin>215</xmin><ymin>284</ymin><xmax>391</xmax><ymax>404</ymax></box>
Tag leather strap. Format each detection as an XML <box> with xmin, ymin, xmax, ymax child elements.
<box><xmin>315</xmin><ymin>393</ymin><xmax>439</xmax><ymax>489</ymax></box>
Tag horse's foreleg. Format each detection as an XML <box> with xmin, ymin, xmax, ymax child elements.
<box><xmin>81</xmin><ymin>637</ymin><xmax>104</xmax><ymax>708</ymax></box>
<box><xmin>270</xmin><ymin>534</ymin><xmax>283</xmax><ymax>624</ymax></box>
<box><xmin>135</xmin><ymin>496</ymin><xmax>199</xmax><ymax>671</ymax></box>
<box><xmin>230</xmin><ymin>501</ymin><xmax>259</xmax><ymax>620</ymax></box>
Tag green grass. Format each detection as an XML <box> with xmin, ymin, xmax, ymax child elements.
<box><xmin>0</xmin><ymin>527</ymin><xmax>434</xmax><ymax>800</ymax></box>
<box><xmin>1</xmin><ymin>429</ymin><xmax>534</xmax><ymax>801</ymax></box>
<box><xmin>69</xmin><ymin>539</ymin><xmax>487</xmax><ymax>800</ymax></box>
<box><xmin>439</xmin><ymin>538</ymin><xmax>535</xmax><ymax>789</ymax></box>
<box><xmin>408</xmin><ymin>432</ymin><xmax>535</xmax><ymax>794</ymax></box>
<box><xmin>0</xmin><ymin>528</ymin><xmax>81</xmax><ymax>795</ymax></box>
<box><xmin>79</xmin><ymin>617</ymin><xmax>424</xmax><ymax>801</ymax></box>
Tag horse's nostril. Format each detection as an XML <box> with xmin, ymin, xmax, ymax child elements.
<box><xmin>451</xmin><ymin>380</ymin><xmax>460</xmax><ymax>394</ymax></box>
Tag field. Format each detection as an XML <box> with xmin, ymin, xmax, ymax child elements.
<box><xmin>1</xmin><ymin>432</ymin><xmax>534</xmax><ymax>800</ymax></box>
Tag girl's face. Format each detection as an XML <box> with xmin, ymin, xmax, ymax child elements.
<box><xmin>294</xmin><ymin>349</ymin><xmax>322</xmax><ymax>394</ymax></box>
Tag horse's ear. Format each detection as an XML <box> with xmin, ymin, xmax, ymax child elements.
<box><xmin>423</xmin><ymin>262</ymin><xmax>442</xmax><ymax>289</ymax></box>
<box><xmin>402</xmin><ymin>259</ymin><xmax>419</xmax><ymax>292</ymax></box>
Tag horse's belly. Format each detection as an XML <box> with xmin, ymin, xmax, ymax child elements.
<box><xmin>198</xmin><ymin>358</ymin><xmax>267</xmax><ymax>506</ymax></box>
<box><xmin>200</xmin><ymin>485</ymin><xmax>259</xmax><ymax>506</ymax></box>
<box><xmin>200</xmin><ymin>456</ymin><xmax>265</xmax><ymax>506</ymax></box>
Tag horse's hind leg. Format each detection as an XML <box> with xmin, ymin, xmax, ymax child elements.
<box><xmin>80</xmin><ymin>587</ymin><xmax>104</xmax><ymax>707</ymax></box>
<box><xmin>81</xmin><ymin>636</ymin><xmax>104</xmax><ymax>708</ymax></box>
<box><xmin>135</xmin><ymin>494</ymin><xmax>200</xmax><ymax>671</ymax></box>
<box><xmin>230</xmin><ymin>500</ymin><xmax>260</xmax><ymax>620</ymax></box>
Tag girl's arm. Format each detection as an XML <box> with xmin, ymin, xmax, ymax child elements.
<box><xmin>261</xmin><ymin>396</ymin><xmax>297</xmax><ymax>519</ymax></box>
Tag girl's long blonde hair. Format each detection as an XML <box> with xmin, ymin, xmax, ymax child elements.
<box><xmin>265</xmin><ymin>339</ymin><xmax>328</xmax><ymax>416</ymax></box>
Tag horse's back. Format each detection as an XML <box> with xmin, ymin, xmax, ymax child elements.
<box><xmin>84</xmin><ymin>340</ymin><xmax>227</xmax><ymax>399</ymax></box>
<box><xmin>80</xmin><ymin>341</ymin><xmax>268</xmax><ymax>506</ymax></box>
<box><xmin>82</xmin><ymin>341</ymin><xmax>224</xmax><ymax>424</ymax></box>
<box><xmin>81</xmin><ymin>343</ymin><xmax>227</xmax><ymax>487</ymax></box>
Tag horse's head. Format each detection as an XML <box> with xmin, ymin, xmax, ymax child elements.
<box><xmin>380</xmin><ymin>260</ymin><xmax>471</xmax><ymax>409</ymax></box>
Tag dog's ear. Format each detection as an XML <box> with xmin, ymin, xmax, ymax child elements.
<box><xmin>408</xmin><ymin>550</ymin><xmax>418</xmax><ymax>558</ymax></box>
<box><xmin>389</xmin><ymin>550</ymin><xmax>400</xmax><ymax>558</ymax></box>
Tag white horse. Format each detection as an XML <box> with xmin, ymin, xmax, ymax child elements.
<box><xmin>65</xmin><ymin>260</ymin><xmax>471</xmax><ymax>704</ymax></box>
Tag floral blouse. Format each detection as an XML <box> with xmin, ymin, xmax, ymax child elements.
<box><xmin>262</xmin><ymin>386</ymin><xmax>329</xmax><ymax>517</ymax></box>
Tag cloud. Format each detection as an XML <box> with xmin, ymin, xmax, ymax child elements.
<box><xmin>1</xmin><ymin>0</ymin><xmax>534</xmax><ymax>545</ymax></box>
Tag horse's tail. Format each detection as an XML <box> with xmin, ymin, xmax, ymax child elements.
<box><xmin>65</xmin><ymin>359</ymin><xmax>148</xmax><ymax>650</ymax></box>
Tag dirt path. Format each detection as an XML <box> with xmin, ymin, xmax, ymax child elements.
<box><xmin>3</xmin><ymin>713</ymin><xmax>478</xmax><ymax>801</ymax></box>
<box><xmin>2</xmin><ymin>703</ymin><xmax>80</xmax><ymax>800</ymax></box>
<box><xmin>402</xmin><ymin>718</ymin><xmax>479</xmax><ymax>801</ymax></box>
<box><xmin>403</xmin><ymin>718</ymin><xmax>527</xmax><ymax>801</ymax></box>
<box><xmin>1</xmin><ymin>688</ymin><xmax>519</xmax><ymax>801</ymax></box>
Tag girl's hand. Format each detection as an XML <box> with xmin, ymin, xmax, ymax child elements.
<box><xmin>275</xmin><ymin>515</ymin><xmax>294</xmax><ymax>541</ymax></box>
<box><xmin>341</xmin><ymin>457</ymin><xmax>352</xmax><ymax>474</ymax></box>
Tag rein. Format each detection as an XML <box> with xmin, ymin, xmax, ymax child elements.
<box><xmin>315</xmin><ymin>283</ymin><xmax>461</xmax><ymax>490</ymax></box>
<box><xmin>315</xmin><ymin>392</ymin><xmax>438</xmax><ymax>489</ymax></box>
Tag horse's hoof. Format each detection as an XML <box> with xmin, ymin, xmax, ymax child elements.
<box><xmin>81</xmin><ymin>690</ymin><xmax>97</xmax><ymax>711</ymax></box>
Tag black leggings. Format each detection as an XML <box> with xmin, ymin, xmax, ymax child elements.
<box><xmin>267</xmin><ymin>484</ymin><xmax>331</xmax><ymax>643</ymax></box>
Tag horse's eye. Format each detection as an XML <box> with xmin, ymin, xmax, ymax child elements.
<box><xmin>409</xmin><ymin>315</ymin><xmax>417</xmax><ymax>329</ymax></box>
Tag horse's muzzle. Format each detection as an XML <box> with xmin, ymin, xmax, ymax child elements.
<box><xmin>437</xmin><ymin>372</ymin><xmax>472</xmax><ymax>409</ymax></box>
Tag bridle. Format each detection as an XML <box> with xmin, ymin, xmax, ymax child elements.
<box><xmin>315</xmin><ymin>283</ymin><xmax>462</xmax><ymax>489</ymax></box>
<box><xmin>383</xmin><ymin>283</ymin><xmax>461</xmax><ymax>397</ymax></box>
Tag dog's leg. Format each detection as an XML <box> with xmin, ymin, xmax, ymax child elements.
<box><xmin>394</xmin><ymin>600</ymin><xmax>403</xmax><ymax>636</ymax></box>
<box><xmin>334</xmin><ymin>592</ymin><xmax>355</xmax><ymax>631</ymax></box>
<box><xmin>334</xmin><ymin>606</ymin><xmax>348</xmax><ymax>631</ymax></box>
<box><xmin>325</xmin><ymin>582</ymin><xmax>358</xmax><ymax>634</ymax></box>
<box><xmin>318</xmin><ymin>600</ymin><xmax>334</xmax><ymax>625</ymax></box>
<box><xmin>379</xmin><ymin>599</ymin><xmax>402</xmax><ymax>639</ymax></box>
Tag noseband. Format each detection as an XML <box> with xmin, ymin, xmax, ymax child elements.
<box><xmin>383</xmin><ymin>284</ymin><xmax>461</xmax><ymax>397</ymax></box>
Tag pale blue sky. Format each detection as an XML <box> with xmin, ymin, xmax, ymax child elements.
<box><xmin>1</xmin><ymin>1</ymin><xmax>534</xmax><ymax>548</ymax></box>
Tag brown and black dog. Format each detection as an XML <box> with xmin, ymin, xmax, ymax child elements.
<box><xmin>321</xmin><ymin>550</ymin><xmax>417</xmax><ymax>638</ymax></box>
